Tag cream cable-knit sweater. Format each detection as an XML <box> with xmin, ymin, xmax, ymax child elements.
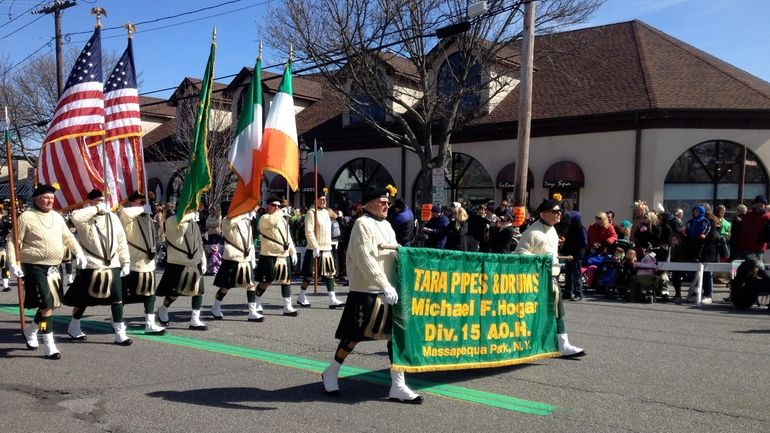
<box><xmin>71</xmin><ymin>207</ymin><xmax>130</xmax><ymax>270</ymax></box>
<box><xmin>304</xmin><ymin>207</ymin><xmax>332</xmax><ymax>252</ymax></box>
<box><xmin>7</xmin><ymin>209</ymin><xmax>82</xmax><ymax>266</ymax></box>
<box><xmin>164</xmin><ymin>213</ymin><xmax>204</xmax><ymax>266</ymax></box>
<box><xmin>258</xmin><ymin>212</ymin><xmax>296</xmax><ymax>258</ymax></box>
<box><xmin>346</xmin><ymin>214</ymin><xmax>398</xmax><ymax>294</ymax></box>
<box><xmin>221</xmin><ymin>214</ymin><xmax>254</xmax><ymax>262</ymax></box>
<box><xmin>119</xmin><ymin>206</ymin><xmax>156</xmax><ymax>272</ymax></box>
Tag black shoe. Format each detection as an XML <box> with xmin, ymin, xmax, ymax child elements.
<box><xmin>1</xmin><ymin>287</ymin><xmax>11</xmax><ymax>292</ymax></box>
<box><xmin>67</xmin><ymin>333</ymin><xmax>87</xmax><ymax>341</ymax></box>
<box><xmin>115</xmin><ymin>338</ymin><xmax>133</xmax><ymax>346</ymax></box>
<box><xmin>388</xmin><ymin>395</ymin><xmax>423</xmax><ymax>404</ymax></box>
<box><xmin>45</xmin><ymin>352</ymin><xmax>62</xmax><ymax>360</ymax></box>
<box><xmin>560</xmin><ymin>350</ymin><xmax>587</xmax><ymax>359</ymax></box>
<box><xmin>296</xmin><ymin>300</ymin><xmax>311</xmax><ymax>308</ymax></box>
<box><xmin>328</xmin><ymin>303</ymin><xmax>345</xmax><ymax>310</ymax></box>
<box><xmin>188</xmin><ymin>324</ymin><xmax>209</xmax><ymax>331</ymax></box>
<box><xmin>25</xmin><ymin>342</ymin><xmax>38</xmax><ymax>351</ymax></box>
<box><xmin>283</xmin><ymin>310</ymin><xmax>299</xmax><ymax>317</ymax></box>
<box><xmin>247</xmin><ymin>317</ymin><xmax>265</xmax><ymax>323</ymax></box>
<box><xmin>210</xmin><ymin>314</ymin><xmax>224</xmax><ymax>320</ymax></box>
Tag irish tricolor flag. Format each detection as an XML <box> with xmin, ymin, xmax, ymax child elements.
<box><xmin>227</xmin><ymin>57</ymin><xmax>264</xmax><ymax>218</ymax></box>
<box><xmin>259</xmin><ymin>62</ymin><xmax>298</xmax><ymax>192</ymax></box>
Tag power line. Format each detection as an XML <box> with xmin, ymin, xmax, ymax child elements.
<box><xmin>0</xmin><ymin>10</ymin><xmax>43</xmax><ymax>40</ymax></box>
<box><xmin>3</xmin><ymin>37</ymin><xmax>52</xmax><ymax>73</ymax></box>
<box><xmin>0</xmin><ymin>0</ymin><xmax>45</xmax><ymax>30</ymax></box>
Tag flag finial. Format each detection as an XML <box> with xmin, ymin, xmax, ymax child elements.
<box><xmin>258</xmin><ymin>40</ymin><xmax>263</xmax><ymax>61</ymax></box>
<box><xmin>289</xmin><ymin>44</ymin><xmax>293</xmax><ymax>62</ymax></box>
<box><xmin>212</xmin><ymin>27</ymin><xmax>217</xmax><ymax>43</ymax></box>
<box><xmin>124</xmin><ymin>23</ymin><xmax>136</xmax><ymax>39</ymax></box>
<box><xmin>91</xmin><ymin>7</ymin><xmax>107</xmax><ymax>29</ymax></box>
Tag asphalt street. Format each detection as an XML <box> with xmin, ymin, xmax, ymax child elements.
<box><xmin>1</xmin><ymin>277</ymin><xmax>768</xmax><ymax>433</ymax></box>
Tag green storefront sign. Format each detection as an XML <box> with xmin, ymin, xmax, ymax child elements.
<box><xmin>392</xmin><ymin>248</ymin><xmax>559</xmax><ymax>372</ymax></box>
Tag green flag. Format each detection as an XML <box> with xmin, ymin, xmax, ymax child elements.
<box><xmin>177</xmin><ymin>32</ymin><xmax>216</xmax><ymax>223</ymax></box>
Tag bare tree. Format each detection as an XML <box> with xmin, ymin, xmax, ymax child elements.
<box><xmin>268</xmin><ymin>0</ymin><xmax>604</xmax><ymax>203</ymax></box>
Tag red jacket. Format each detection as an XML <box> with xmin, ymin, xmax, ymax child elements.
<box><xmin>734</xmin><ymin>210</ymin><xmax>770</xmax><ymax>252</ymax></box>
<box><xmin>587</xmin><ymin>223</ymin><xmax>618</xmax><ymax>253</ymax></box>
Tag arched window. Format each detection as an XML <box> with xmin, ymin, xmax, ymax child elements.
<box><xmin>331</xmin><ymin>158</ymin><xmax>395</xmax><ymax>210</ymax></box>
<box><xmin>437</xmin><ymin>51</ymin><xmax>482</xmax><ymax>114</ymax></box>
<box><xmin>664</xmin><ymin>140</ymin><xmax>768</xmax><ymax>211</ymax></box>
<box><xmin>413</xmin><ymin>153</ymin><xmax>494</xmax><ymax>207</ymax></box>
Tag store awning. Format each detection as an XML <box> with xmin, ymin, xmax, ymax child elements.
<box><xmin>496</xmin><ymin>163</ymin><xmax>534</xmax><ymax>189</ymax></box>
<box><xmin>301</xmin><ymin>172</ymin><xmax>326</xmax><ymax>193</ymax></box>
<box><xmin>268</xmin><ymin>175</ymin><xmax>287</xmax><ymax>192</ymax></box>
<box><xmin>543</xmin><ymin>161</ymin><xmax>584</xmax><ymax>188</ymax></box>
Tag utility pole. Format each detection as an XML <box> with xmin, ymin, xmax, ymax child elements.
<box><xmin>33</xmin><ymin>1</ymin><xmax>77</xmax><ymax>97</ymax></box>
<box><xmin>512</xmin><ymin>0</ymin><xmax>535</xmax><ymax>225</ymax></box>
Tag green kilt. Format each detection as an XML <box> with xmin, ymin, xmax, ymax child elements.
<box><xmin>21</xmin><ymin>263</ymin><xmax>64</xmax><ymax>310</ymax></box>
<box><xmin>63</xmin><ymin>268</ymin><xmax>122</xmax><ymax>307</ymax></box>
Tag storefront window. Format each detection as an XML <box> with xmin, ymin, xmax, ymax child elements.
<box><xmin>413</xmin><ymin>153</ymin><xmax>494</xmax><ymax>208</ymax></box>
<box><xmin>331</xmin><ymin>158</ymin><xmax>395</xmax><ymax>211</ymax></box>
<box><xmin>664</xmin><ymin>140</ymin><xmax>768</xmax><ymax>212</ymax></box>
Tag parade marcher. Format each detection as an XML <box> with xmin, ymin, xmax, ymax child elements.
<box><xmin>253</xmin><ymin>196</ymin><xmax>299</xmax><ymax>317</ymax></box>
<box><xmin>0</xmin><ymin>207</ymin><xmax>13</xmax><ymax>291</ymax></box>
<box><xmin>10</xmin><ymin>184</ymin><xmax>86</xmax><ymax>359</ymax></box>
<box><xmin>155</xmin><ymin>208</ymin><xmax>208</xmax><ymax>330</ymax></box>
<box><xmin>118</xmin><ymin>191</ymin><xmax>165</xmax><ymax>335</ymax></box>
<box><xmin>63</xmin><ymin>189</ymin><xmax>132</xmax><ymax>345</ymax></box>
<box><xmin>210</xmin><ymin>210</ymin><xmax>268</xmax><ymax>321</ymax></box>
<box><xmin>297</xmin><ymin>194</ymin><xmax>344</xmax><ymax>308</ymax></box>
<box><xmin>514</xmin><ymin>198</ymin><xmax>586</xmax><ymax>358</ymax></box>
<box><xmin>321</xmin><ymin>186</ymin><xmax>423</xmax><ymax>403</ymax></box>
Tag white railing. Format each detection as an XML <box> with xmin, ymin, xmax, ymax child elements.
<box><xmin>657</xmin><ymin>262</ymin><xmax>735</xmax><ymax>304</ymax></box>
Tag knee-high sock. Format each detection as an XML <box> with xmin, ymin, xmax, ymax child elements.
<box><xmin>38</xmin><ymin>316</ymin><xmax>54</xmax><ymax>334</ymax></box>
<box><xmin>143</xmin><ymin>296</ymin><xmax>156</xmax><ymax>315</ymax></box>
<box><xmin>325</xmin><ymin>278</ymin><xmax>335</xmax><ymax>293</ymax></box>
<box><xmin>191</xmin><ymin>295</ymin><xmax>203</xmax><ymax>310</ymax></box>
<box><xmin>280</xmin><ymin>284</ymin><xmax>291</xmax><ymax>298</ymax></box>
<box><xmin>110</xmin><ymin>303</ymin><xmax>124</xmax><ymax>323</ymax></box>
<box><xmin>215</xmin><ymin>288</ymin><xmax>228</xmax><ymax>301</ymax></box>
<box><xmin>246</xmin><ymin>290</ymin><xmax>256</xmax><ymax>303</ymax></box>
<box><xmin>73</xmin><ymin>306</ymin><xmax>86</xmax><ymax>320</ymax></box>
<box><xmin>556</xmin><ymin>317</ymin><xmax>566</xmax><ymax>334</ymax></box>
<box><xmin>334</xmin><ymin>340</ymin><xmax>355</xmax><ymax>364</ymax></box>
<box><xmin>34</xmin><ymin>310</ymin><xmax>42</xmax><ymax>325</ymax></box>
<box><xmin>163</xmin><ymin>296</ymin><xmax>176</xmax><ymax>308</ymax></box>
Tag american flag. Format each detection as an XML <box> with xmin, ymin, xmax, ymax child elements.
<box><xmin>37</xmin><ymin>28</ymin><xmax>105</xmax><ymax>209</ymax></box>
<box><xmin>87</xmin><ymin>38</ymin><xmax>146</xmax><ymax>208</ymax></box>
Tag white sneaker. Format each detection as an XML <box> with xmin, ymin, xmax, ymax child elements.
<box><xmin>701</xmin><ymin>297</ymin><xmax>713</xmax><ymax>304</ymax></box>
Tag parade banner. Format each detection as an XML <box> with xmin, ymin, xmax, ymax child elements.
<box><xmin>392</xmin><ymin>248</ymin><xmax>559</xmax><ymax>372</ymax></box>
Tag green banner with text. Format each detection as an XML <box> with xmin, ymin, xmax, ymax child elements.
<box><xmin>392</xmin><ymin>248</ymin><xmax>559</xmax><ymax>372</ymax></box>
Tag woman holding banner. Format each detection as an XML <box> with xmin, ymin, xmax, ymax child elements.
<box><xmin>515</xmin><ymin>198</ymin><xmax>586</xmax><ymax>358</ymax></box>
<box><xmin>321</xmin><ymin>185</ymin><xmax>423</xmax><ymax>404</ymax></box>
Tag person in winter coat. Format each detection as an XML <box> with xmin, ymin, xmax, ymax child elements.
<box><xmin>561</xmin><ymin>211</ymin><xmax>588</xmax><ymax>300</ymax></box>
<box><xmin>387</xmin><ymin>199</ymin><xmax>416</xmax><ymax>247</ymax></box>
<box><xmin>683</xmin><ymin>204</ymin><xmax>717</xmax><ymax>303</ymax></box>
<box><xmin>587</xmin><ymin>212</ymin><xmax>618</xmax><ymax>254</ymax></box>
<box><xmin>445</xmin><ymin>202</ymin><xmax>468</xmax><ymax>251</ymax></box>
<box><xmin>422</xmin><ymin>205</ymin><xmax>450</xmax><ymax>249</ymax></box>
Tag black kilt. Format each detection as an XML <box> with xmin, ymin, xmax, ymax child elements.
<box><xmin>300</xmin><ymin>250</ymin><xmax>336</xmax><ymax>278</ymax></box>
<box><xmin>121</xmin><ymin>271</ymin><xmax>156</xmax><ymax>304</ymax></box>
<box><xmin>213</xmin><ymin>259</ymin><xmax>253</xmax><ymax>288</ymax></box>
<box><xmin>63</xmin><ymin>268</ymin><xmax>122</xmax><ymax>307</ymax></box>
<box><xmin>21</xmin><ymin>263</ymin><xmax>64</xmax><ymax>310</ymax></box>
<box><xmin>156</xmin><ymin>263</ymin><xmax>205</xmax><ymax>297</ymax></box>
<box><xmin>335</xmin><ymin>291</ymin><xmax>392</xmax><ymax>341</ymax></box>
<box><xmin>254</xmin><ymin>255</ymin><xmax>293</xmax><ymax>283</ymax></box>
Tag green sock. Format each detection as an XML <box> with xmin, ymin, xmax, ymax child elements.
<box><xmin>192</xmin><ymin>295</ymin><xmax>203</xmax><ymax>310</ymax></box>
<box><xmin>281</xmin><ymin>284</ymin><xmax>292</xmax><ymax>298</ymax></box>
<box><xmin>247</xmin><ymin>290</ymin><xmax>256</xmax><ymax>303</ymax></box>
<box><xmin>325</xmin><ymin>278</ymin><xmax>335</xmax><ymax>292</ymax></box>
<box><xmin>143</xmin><ymin>296</ymin><xmax>156</xmax><ymax>315</ymax></box>
<box><xmin>111</xmin><ymin>303</ymin><xmax>124</xmax><ymax>323</ymax></box>
<box><xmin>556</xmin><ymin>317</ymin><xmax>566</xmax><ymax>335</ymax></box>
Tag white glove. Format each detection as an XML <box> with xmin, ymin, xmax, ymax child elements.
<box><xmin>383</xmin><ymin>285</ymin><xmax>399</xmax><ymax>305</ymax></box>
<box><xmin>96</xmin><ymin>202</ymin><xmax>109</xmax><ymax>214</ymax></box>
<box><xmin>192</xmin><ymin>212</ymin><xmax>200</xmax><ymax>222</ymax></box>
<box><xmin>291</xmin><ymin>254</ymin><xmax>298</xmax><ymax>266</ymax></box>
<box><xmin>250</xmin><ymin>258</ymin><xmax>257</xmax><ymax>269</ymax></box>
<box><xmin>313</xmin><ymin>249</ymin><xmax>321</xmax><ymax>258</ymax></box>
<box><xmin>10</xmin><ymin>264</ymin><xmax>24</xmax><ymax>278</ymax></box>
<box><xmin>120</xmin><ymin>263</ymin><xmax>131</xmax><ymax>277</ymax></box>
<box><xmin>75</xmin><ymin>254</ymin><xmax>88</xmax><ymax>269</ymax></box>
<box><xmin>200</xmin><ymin>255</ymin><xmax>207</xmax><ymax>273</ymax></box>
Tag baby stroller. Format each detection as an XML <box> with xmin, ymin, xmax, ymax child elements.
<box><xmin>627</xmin><ymin>251</ymin><xmax>669</xmax><ymax>303</ymax></box>
<box><xmin>730</xmin><ymin>255</ymin><xmax>770</xmax><ymax>310</ymax></box>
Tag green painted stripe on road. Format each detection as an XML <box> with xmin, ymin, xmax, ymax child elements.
<box><xmin>1</xmin><ymin>305</ymin><xmax>556</xmax><ymax>415</ymax></box>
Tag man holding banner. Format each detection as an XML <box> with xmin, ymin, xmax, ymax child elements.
<box><xmin>514</xmin><ymin>198</ymin><xmax>586</xmax><ymax>358</ymax></box>
<box><xmin>321</xmin><ymin>186</ymin><xmax>423</xmax><ymax>404</ymax></box>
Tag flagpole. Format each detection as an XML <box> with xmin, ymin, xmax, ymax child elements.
<box><xmin>4</xmin><ymin>106</ymin><xmax>26</xmax><ymax>331</ymax></box>
<box><xmin>313</xmin><ymin>138</ymin><xmax>319</xmax><ymax>294</ymax></box>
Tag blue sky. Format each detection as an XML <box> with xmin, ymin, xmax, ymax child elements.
<box><xmin>1</xmin><ymin>0</ymin><xmax>768</xmax><ymax>99</ymax></box>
